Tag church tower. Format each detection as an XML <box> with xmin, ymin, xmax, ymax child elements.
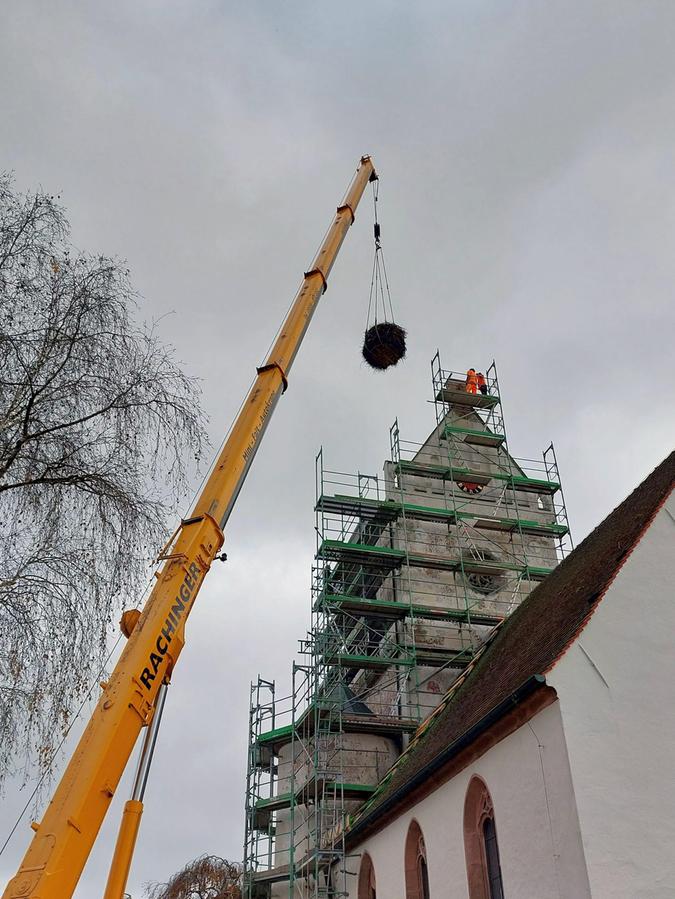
<box><xmin>243</xmin><ymin>352</ymin><xmax>571</xmax><ymax>898</ymax></box>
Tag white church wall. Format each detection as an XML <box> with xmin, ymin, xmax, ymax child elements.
<box><xmin>346</xmin><ymin>700</ymin><xmax>590</xmax><ymax>899</ymax></box>
<box><xmin>547</xmin><ymin>492</ymin><xmax>675</xmax><ymax>899</ymax></box>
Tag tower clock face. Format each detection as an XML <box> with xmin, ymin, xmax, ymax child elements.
<box><xmin>457</xmin><ymin>480</ymin><xmax>484</xmax><ymax>495</ymax></box>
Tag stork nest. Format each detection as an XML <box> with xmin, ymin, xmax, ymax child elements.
<box><xmin>362</xmin><ymin>322</ymin><xmax>407</xmax><ymax>370</ymax></box>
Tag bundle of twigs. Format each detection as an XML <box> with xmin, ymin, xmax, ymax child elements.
<box><xmin>362</xmin><ymin>322</ymin><xmax>407</xmax><ymax>370</ymax></box>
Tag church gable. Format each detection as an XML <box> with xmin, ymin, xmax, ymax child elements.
<box><xmin>545</xmin><ymin>488</ymin><xmax>675</xmax><ymax>898</ymax></box>
<box><xmin>346</xmin><ymin>450</ymin><xmax>675</xmax><ymax>845</ymax></box>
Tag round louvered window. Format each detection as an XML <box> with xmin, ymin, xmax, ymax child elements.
<box><xmin>460</xmin><ymin>549</ymin><xmax>505</xmax><ymax>596</ymax></box>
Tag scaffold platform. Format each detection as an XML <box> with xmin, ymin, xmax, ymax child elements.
<box><xmin>243</xmin><ymin>353</ymin><xmax>573</xmax><ymax>899</ymax></box>
<box><xmin>444</xmin><ymin>424</ymin><xmax>506</xmax><ymax>447</ymax></box>
<box><xmin>318</xmin><ymin>538</ymin><xmax>554</xmax><ymax>579</ymax></box>
<box><xmin>396</xmin><ymin>460</ymin><xmax>561</xmax><ymax>494</ymax></box>
<box><xmin>435</xmin><ymin>379</ymin><xmax>500</xmax><ymax>409</ymax></box>
<box><xmin>314</xmin><ymin>593</ymin><xmax>504</xmax><ymax>626</ymax></box>
<box><xmin>317</xmin><ymin>493</ymin><xmax>568</xmax><ymax>537</ymax></box>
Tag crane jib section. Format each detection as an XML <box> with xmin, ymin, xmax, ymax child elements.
<box><xmin>3</xmin><ymin>155</ymin><xmax>376</xmax><ymax>899</ymax></box>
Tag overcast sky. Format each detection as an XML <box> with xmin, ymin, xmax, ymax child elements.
<box><xmin>2</xmin><ymin>2</ymin><xmax>675</xmax><ymax>895</ymax></box>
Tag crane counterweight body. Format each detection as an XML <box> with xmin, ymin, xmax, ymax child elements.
<box><xmin>4</xmin><ymin>155</ymin><xmax>377</xmax><ymax>899</ymax></box>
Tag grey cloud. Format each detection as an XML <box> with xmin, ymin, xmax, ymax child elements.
<box><xmin>1</xmin><ymin>2</ymin><xmax>674</xmax><ymax>895</ymax></box>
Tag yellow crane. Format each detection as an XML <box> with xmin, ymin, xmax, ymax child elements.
<box><xmin>4</xmin><ymin>155</ymin><xmax>378</xmax><ymax>899</ymax></box>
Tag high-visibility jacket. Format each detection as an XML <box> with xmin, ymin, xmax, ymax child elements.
<box><xmin>466</xmin><ymin>369</ymin><xmax>478</xmax><ymax>394</ymax></box>
<box><xmin>476</xmin><ymin>372</ymin><xmax>486</xmax><ymax>390</ymax></box>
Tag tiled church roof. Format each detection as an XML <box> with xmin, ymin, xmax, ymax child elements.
<box><xmin>346</xmin><ymin>450</ymin><xmax>675</xmax><ymax>843</ymax></box>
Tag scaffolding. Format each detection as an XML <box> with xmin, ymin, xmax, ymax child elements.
<box><xmin>243</xmin><ymin>354</ymin><xmax>571</xmax><ymax>899</ymax></box>
<box><xmin>244</xmin><ymin>678</ymin><xmax>285</xmax><ymax>896</ymax></box>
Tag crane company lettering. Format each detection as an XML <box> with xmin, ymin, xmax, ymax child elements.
<box><xmin>140</xmin><ymin>562</ymin><xmax>201</xmax><ymax>690</ymax></box>
<box><xmin>242</xmin><ymin>392</ymin><xmax>275</xmax><ymax>463</ymax></box>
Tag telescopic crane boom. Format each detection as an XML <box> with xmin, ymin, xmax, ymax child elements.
<box><xmin>4</xmin><ymin>155</ymin><xmax>378</xmax><ymax>899</ymax></box>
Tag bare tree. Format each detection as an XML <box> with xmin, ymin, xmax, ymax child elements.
<box><xmin>145</xmin><ymin>855</ymin><xmax>242</xmax><ymax>899</ymax></box>
<box><xmin>0</xmin><ymin>174</ymin><xmax>207</xmax><ymax>784</ymax></box>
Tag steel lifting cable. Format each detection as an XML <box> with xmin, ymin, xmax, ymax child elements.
<box><xmin>362</xmin><ymin>179</ymin><xmax>407</xmax><ymax>371</ymax></box>
<box><xmin>366</xmin><ymin>179</ymin><xmax>395</xmax><ymax>329</ymax></box>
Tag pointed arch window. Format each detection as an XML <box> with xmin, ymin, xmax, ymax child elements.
<box><xmin>404</xmin><ymin>819</ymin><xmax>431</xmax><ymax>899</ymax></box>
<box><xmin>358</xmin><ymin>852</ymin><xmax>377</xmax><ymax>899</ymax></box>
<box><xmin>463</xmin><ymin>776</ymin><xmax>504</xmax><ymax>899</ymax></box>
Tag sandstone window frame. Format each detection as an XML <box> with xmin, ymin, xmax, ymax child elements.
<box><xmin>463</xmin><ymin>775</ymin><xmax>504</xmax><ymax>899</ymax></box>
<box><xmin>357</xmin><ymin>851</ymin><xmax>377</xmax><ymax>899</ymax></box>
<box><xmin>404</xmin><ymin>819</ymin><xmax>431</xmax><ymax>899</ymax></box>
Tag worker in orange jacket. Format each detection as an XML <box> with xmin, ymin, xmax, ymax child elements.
<box><xmin>465</xmin><ymin>368</ymin><xmax>478</xmax><ymax>394</ymax></box>
<box><xmin>476</xmin><ymin>372</ymin><xmax>487</xmax><ymax>395</ymax></box>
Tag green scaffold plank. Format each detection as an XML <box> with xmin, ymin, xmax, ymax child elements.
<box><xmin>254</xmin><ymin>792</ymin><xmax>292</xmax><ymax>812</ymax></box>
<box><xmin>318</xmin><ymin>593</ymin><xmax>503</xmax><ymax>627</ymax></box>
<box><xmin>323</xmin><ymin>652</ymin><xmax>414</xmax><ymax>670</ymax></box>
<box><xmin>415</xmin><ymin>649</ymin><xmax>472</xmax><ymax>669</ymax></box>
<box><xmin>435</xmin><ymin>386</ymin><xmax>500</xmax><ymax>409</ymax></box>
<box><xmin>333</xmin><ymin>783</ymin><xmax>377</xmax><ymax>798</ymax></box>
<box><xmin>251</xmin><ymin>792</ymin><xmax>293</xmax><ymax>830</ymax></box>
<box><xmin>524</xmin><ymin>566</ymin><xmax>552</xmax><ymax>581</ymax></box>
<box><xmin>444</xmin><ymin>425</ymin><xmax>505</xmax><ymax>447</ymax></box>
<box><xmin>320</xmin><ymin>493</ymin><xmax>458</xmax><ymax>524</ymax></box>
<box><xmin>317</xmin><ymin>493</ymin><xmax>399</xmax><ymax>521</ymax></box>
<box><xmin>508</xmin><ymin>474</ymin><xmax>560</xmax><ymax>494</ymax></box>
<box><xmin>317</xmin><ymin>593</ymin><xmax>408</xmax><ymax>618</ymax></box>
<box><xmin>257</xmin><ymin>723</ymin><xmax>294</xmax><ymax>747</ymax></box>
<box><xmin>470</xmin><ymin>515</ymin><xmax>569</xmax><ymax>537</ymax></box>
<box><xmin>318</xmin><ymin>539</ymin><xmax>405</xmax><ymax>567</ymax></box>
<box><xmin>398</xmin><ymin>460</ymin><xmax>454</xmax><ymax>479</ymax></box>
<box><xmin>296</xmin><ymin>777</ymin><xmax>378</xmax><ymax>804</ymax></box>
